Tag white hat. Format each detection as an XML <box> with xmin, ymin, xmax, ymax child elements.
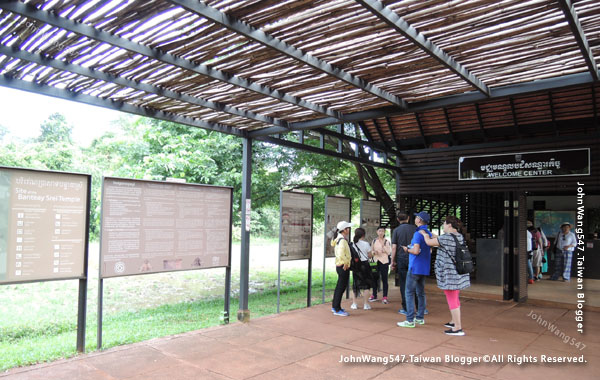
<box><xmin>336</xmin><ymin>221</ymin><xmax>352</xmax><ymax>231</ymax></box>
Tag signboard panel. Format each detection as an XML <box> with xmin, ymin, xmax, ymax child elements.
<box><xmin>459</xmin><ymin>148</ymin><xmax>590</xmax><ymax>181</ymax></box>
<box><xmin>100</xmin><ymin>177</ymin><xmax>232</xmax><ymax>277</ymax></box>
<box><xmin>324</xmin><ymin>196</ymin><xmax>351</xmax><ymax>258</ymax></box>
<box><xmin>360</xmin><ymin>199</ymin><xmax>381</xmax><ymax>244</ymax></box>
<box><xmin>0</xmin><ymin>167</ymin><xmax>89</xmax><ymax>284</ymax></box>
<box><xmin>280</xmin><ymin>191</ymin><xmax>313</xmax><ymax>261</ymax></box>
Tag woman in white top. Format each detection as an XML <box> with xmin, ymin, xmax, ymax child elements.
<box><xmin>350</xmin><ymin>228</ymin><xmax>374</xmax><ymax>310</ymax></box>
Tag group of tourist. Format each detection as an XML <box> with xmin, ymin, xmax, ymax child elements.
<box><xmin>526</xmin><ymin>220</ymin><xmax>578</xmax><ymax>284</ymax></box>
<box><xmin>330</xmin><ymin>211</ymin><xmax>470</xmax><ymax>336</ymax></box>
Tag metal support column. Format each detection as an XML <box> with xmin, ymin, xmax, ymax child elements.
<box><xmin>503</xmin><ymin>192</ymin><xmax>514</xmax><ymax>301</ymax></box>
<box><xmin>238</xmin><ymin>138</ymin><xmax>252</xmax><ymax>322</ymax></box>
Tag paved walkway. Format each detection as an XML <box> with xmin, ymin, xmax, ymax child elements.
<box><xmin>2</xmin><ymin>289</ymin><xmax>598</xmax><ymax>379</ymax></box>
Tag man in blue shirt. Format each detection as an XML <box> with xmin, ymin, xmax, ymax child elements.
<box><xmin>397</xmin><ymin>211</ymin><xmax>431</xmax><ymax>328</ymax></box>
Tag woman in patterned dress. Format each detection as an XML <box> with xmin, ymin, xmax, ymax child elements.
<box><xmin>419</xmin><ymin>216</ymin><xmax>470</xmax><ymax>336</ymax></box>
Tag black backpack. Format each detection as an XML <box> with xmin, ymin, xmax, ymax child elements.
<box><xmin>448</xmin><ymin>234</ymin><xmax>474</xmax><ymax>275</ymax></box>
<box><xmin>348</xmin><ymin>242</ymin><xmax>361</xmax><ymax>271</ymax></box>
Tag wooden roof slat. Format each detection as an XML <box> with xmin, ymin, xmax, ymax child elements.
<box><xmin>168</xmin><ymin>0</ymin><xmax>408</xmax><ymax>109</ymax></box>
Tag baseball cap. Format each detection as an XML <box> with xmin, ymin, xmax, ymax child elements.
<box><xmin>414</xmin><ymin>211</ymin><xmax>430</xmax><ymax>224</ymax></box>
<box><xmin>337</xmin><ymin>221</ymin><xmax>352</xmax><ymax>231</ymax></box>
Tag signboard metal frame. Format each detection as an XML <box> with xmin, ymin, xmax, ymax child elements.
<box><xmin>277</xmin><ymin>190</ymin><xmax>313</xmax><ymax>313</ymax></box>
<box><xmin>0</xmin><ymin>166</ymin><xmax>90</xmax><ymax>352</ymax></box>
<box><xmin>97</xmin><ymin>176</ymin><xmax>233</xmax><ymax>349</ymax></box>
<box><xmin>322</xmin><ymin>196</ymin><xmax>351</xmax><ymax>303</ymax></box>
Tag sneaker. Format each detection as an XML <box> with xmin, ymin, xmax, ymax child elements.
<box><xmin>331</xmin><ymin>308</ymin><xmax>335</xmax><ymax>313</ymax></box>
<box><xmin>333</xmin><ymin>309</ymin><xmax>349</xmax><ymax>317</ymax></box>
<box><xmin>350</xmin><ymin>303</ymin><xmax>358</xmax><ymax>310</ymax></box>
<box><xmin>538</xmin><ymin>274</ymin><xmax>543</xmax><ymax>280</ymax></box>
<box><xmin>398</xmin><ymin>309</ymin><xmax>407</xmax><ymax>315</ymax></box>
<box><xmin>528</xmin><ymin>279</ymin><xmax>534</xmax><ymax>284</ymax></box>
<box><xmin>363</xmin><ymin>303</ymin><xmax>372</xmax><ymax>310</ymax></box>
<box><xmin>415</xmin><ymin>319</ymin><xmax>425</xmax><ymax>325</ymax></box>
<box><xmin>445</xmin><ymin>328</ymin><xmax>465</xmax><ymax>336</ymax></box>
<box><xmin>397</xmin><ymin>320</ymin><xmax>415</xmax><ymax>328</ymax></box>
<box><xmin>368</xmin><ymin>295</ymin><xmax>378</xmax><ymax>302</ymax></box>
<box><xmin>444</xmin><ymin>322</ymin><xmax>455</xmax><ymax>328</ymax></box>
<box><xmin>424</xmin><ymin>309</ymin><xmax>429</xmax><ymax>315</ymax></box>
<box><xmin>382</xmin><ymin>297</ymin><xmax>389</xmax><ymax>304</ymax></box>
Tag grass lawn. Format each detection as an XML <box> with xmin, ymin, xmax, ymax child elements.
<box><xmin>0</xmin><ymin>267</ymin><xmax>338</xmax><ymax>371</ymax></box>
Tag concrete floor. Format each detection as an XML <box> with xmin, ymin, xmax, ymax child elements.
<box><xmin>446</xmin><ymin>277</ymin><xmax>600</xmax><ymax>309</ymax></box>
<box><xmin>2</xmin><ymin>285</ymin><xmax>598</xmax><ymax>380</ymax></box>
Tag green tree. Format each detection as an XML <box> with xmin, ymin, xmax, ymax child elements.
<box><xmin>37</xmin><ymin>113</ymin><xmax>73</xmax><ymax>144</ymax></box>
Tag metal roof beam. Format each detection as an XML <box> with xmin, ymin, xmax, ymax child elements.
<box><xmin>371</xmin><ymin>119</ymin><xmax>388</xmax><ymax>147</ymax></box>
<box><xmin>314</xmin><ymin>127</ymin><xmax>398</xmax><ymax>157</ymax></box>
<box><xmin>355</xmin><ymin>0</ymin><xmax>490</xmax><ymax>96</ymax></box>
<box><xmin>557</xmin><ymin>0</ymin><xmax>599</xmax><ymax>81</ymax></box>
<box><xmin>474</xmin><ymin>103</ymin><xmax>487</xmax><ymax>141</ymax></box>
<box><xmin>508</xmin><ymin>97</ymin><xmax>521</xmax><ymax>138</ymax></box>
<box><xmin>257</xmin><ymin>135</ymin><xmax>398</xmax><ymax>171</ymax></box>
<box><xmin>0</xmin><ymin>44</ymin><xmax>288</xmax><ymax>130</ymax></box>
<box><xmin>414</xmin><ymin>113</ymin><xmax>428</xmax><ymax>148</ymax></box>
<box><xmin>384</xmin><ymin>116</ymin><xmax>400</xmax><ymax>149</ymax></box>
<box><xmin>0</xmin><ymin>1</ymin><xmax>343</xmax><ymax>121</ymax></box>
<box><xmin>0</xmin><ymin>74</ymin><xmax>245</xmax><ymax>137</ymax></box>
<box><xmin>168</xmin><ymin>0</ymin><xmax>407</xmax><ymax>109</ymax></box>
<box><xmin>275</xmin><ymin>70</ymin><xmax>600</xmax><ymax>132</ymax></box>
<box><xmin>442</xmin><ymin>108</ymin><xmax>457</xmax><ymax>145</ymax></box>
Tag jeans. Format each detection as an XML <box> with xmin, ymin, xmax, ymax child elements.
<box><xmin>398</xmin><ymin>266</ymin><xmax>408</xmax><ymax>311</ymax></box>
<box><xmin>527</xmin><ymin>256</ymin><xmax>534</xmax><ymax>280</ymax></box>
<box><xmin>405</xmin><ymin>269</ymin><xmax>426</xmax><ymax>322</ymax></box>
<box><xmin>332</xmin><ymin>265</ymin><xmax>350</xmax><ymax>311</ymax></box>
<box><xmin>373</xmin><ymin>261</ymin><xmax>389</xmax><ymax>298</ymax></box>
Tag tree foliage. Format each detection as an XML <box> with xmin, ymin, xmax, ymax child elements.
<box><xmin>1</xmin><ymin>113</ymin><xmax>397</xmax><ymax>239</ymax></box>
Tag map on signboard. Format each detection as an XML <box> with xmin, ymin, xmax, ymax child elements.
<box><xmin>0</xmin><ymin>168</ymin><xmax>88</xmax><ymax>284</ymax></box>
<box><xmin>534</xmin><ymin>210</ymin><xmax>576</xmax><ymax>239</ymax></box>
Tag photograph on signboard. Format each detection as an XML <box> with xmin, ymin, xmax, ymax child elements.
<box><xmin>280</xmin><ymin>191</ymin><xmax>312</xmax><ymax>261</ymax></box>
<box><xmin>0</xmin><ymin>167</ymin><xmax>89</xmax><ymax>284</ymax></box>
<box><xmin>360</xmin><ymin>199</ymin><xmax>381</xmax><ymax>244</ymax></box>
<box><xmin>324</xmin><ymin>196</ymin><xmax>351</xmax><ymax>258</ymax></box>
<box><xmin>100</xmin><ymin>177</ymin><xmax>232</xmax><ymax>278</ymax></box>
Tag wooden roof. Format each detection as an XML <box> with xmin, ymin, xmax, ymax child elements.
<box><xmin>0</xmin><ymin>0</ymin><xmax>599</xmax><ymax>138</ymax></box>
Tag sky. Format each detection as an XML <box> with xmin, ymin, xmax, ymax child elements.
<box><xmin>0</xmin><ymin>86</ymin><xmax>126</xmax><ymax>145</ymax></box>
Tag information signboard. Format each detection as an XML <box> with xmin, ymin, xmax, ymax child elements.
<box><xmin>324</xmin><ymin>196</ymin><xmax>351</xmax><ymax>258</ymax></box>
<box><xmin>279</xmin><ymin>191</ymin><xmax>313</xmax><ymax>261</ymax></box>
<box><xmin>100</xmin><ymin>177</ymin><xmax>232</xmax><ymax>277</ymax></box>
<box><xmin>360</xmin><ymin>199</ymin><xmax>381</xmax><ymax>244</ymax></box>
<box><xmin>0</xmin><ymin>167</ymin><xmax>89</xmax><ymax>284</ymax></box>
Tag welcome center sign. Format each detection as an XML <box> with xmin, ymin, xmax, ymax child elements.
<box><xmin>459</xmin><ymin>148</ymin><xmax>590</xmax><ymax>181</ymax></box>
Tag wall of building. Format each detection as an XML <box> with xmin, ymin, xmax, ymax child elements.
<box><xmin>397</xmin><ymin>135</ymin><xmax>599</xmax><ymax>195</ymax></box>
